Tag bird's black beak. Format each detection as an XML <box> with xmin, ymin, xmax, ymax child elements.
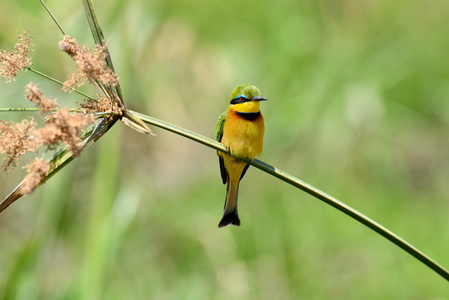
<box><xmin>251</xmin><ymin>96</ymin><xmax>268</xmax><ymax>102</ymax></box>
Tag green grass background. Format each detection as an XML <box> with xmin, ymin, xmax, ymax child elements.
<box><xmin>1</xmin><ymin>0</ymin><xmax>449</xmax><ymax>299</ymax></box>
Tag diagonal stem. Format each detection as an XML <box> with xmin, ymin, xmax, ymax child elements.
<box><xmin>39</xmin><ymin>0</ymin><xmax>66</xmax><ymax>35</ymax></box>
<box><xmin>27</xmin><ymin>67</ymin><xmax>95</xmax><ymax>100</ymax></box>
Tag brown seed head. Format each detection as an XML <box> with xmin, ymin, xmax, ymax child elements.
<box><xmin>0</xmin><ymin>118</ymin><xmax>37</xmax><ymax>172</ymax></box>
<box><xmin>59</xmin><ymin>35</ymin><xmax>118</xmax><ymax>92</ymax></box>
<box><xmin>21</xmin><ymin>158</ymin><xmax>51</xmax><ymax>195</ymax></box>
<box><xmin>25</xmin><ymin>82</ymin><xmax>59</xmax><ymax>113</ymax></box>
<box><xmin>0</xmin><ymin>31</ymin><xmax>34</xmax><ymax>82</ymax></box>
<box><xmin>34</xmin><ymin>109</ymin><xmax>94</xmax><ymax>155</ymax></box>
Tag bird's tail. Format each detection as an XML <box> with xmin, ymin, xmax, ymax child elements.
<box><xmin>218</xmin><ymin>179</ymin><xmax>240</xmax><ymax>228</ymax></box>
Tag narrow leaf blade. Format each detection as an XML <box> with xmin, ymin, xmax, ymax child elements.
<box><xmin>82</xmin><ymin>0</ymin><xmax>124</xmax><ymax>104</ymax></box>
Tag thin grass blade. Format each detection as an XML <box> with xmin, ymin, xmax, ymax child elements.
<box><xmin>27</xmin><ymin>67</ymin><xmax>95</xmax><ymax>100</ymax></box>
<box><xmin>122</xmin><ymin>110</ymin><xmax>154</xmax><ymax>135</ymax></box>
<box><xmin>82</xmin><ymin>0</ymin><xmax>124</xmax><ymax>104</ymax></box>
<box><xmin>40</xmin><ymin>0</ymin><xmax>66</xmax><ymax>35</ymax></box>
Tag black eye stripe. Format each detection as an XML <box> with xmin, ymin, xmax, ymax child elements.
<box><xmin>230</xmin><ymin>96</ymin><xmax>248</xmax><ymax>105</ymax></box>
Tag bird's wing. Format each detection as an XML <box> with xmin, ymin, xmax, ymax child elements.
<box><xmin>219</xmin><ymin>155</ymin><xmax>227</xmax><ymax>184</ymax></box>
<box><xmin>215</xmin><ymin>111</ymin><xmax>228</xmax><ymax>184</ymax></box>
<box><xmin>214</xmin><ymin>111</ymin><xmax>226</xmax><ymax>142</ymax></box>
<box><xmin>240</xmin><ymin>163</ymin><xmax>250</xmax><ymax>181</ymax></box>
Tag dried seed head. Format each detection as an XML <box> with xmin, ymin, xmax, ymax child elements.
<box><xmin>33</xmin><ymin>109</ymin><xmax>94</xmax><ymax>155</ymax></box>
<box><xmin>58</xmin><ymin>35</ymin><xmax>79</xmax><ymax>58</ymax></box>
<box><xmin>0</xmin><ymin>31</ymin><xmax>34</xmax><ymax>82</ymax></box>
<box><xmin>25</xmin><ymin>82</ymin><xmax>59</xmax><ymax>113</ymax></box>
<box><xmin>59</xmin><ymin>35</ymin><xmax>118</xmax><ymax>92</ymax></box>
<box><xmin>1</xmin><ymin>81</ymin><xmax>95</xmax><ymax>174</ymax></box>
<box><xmin>21</xmin><ymin>158</ymin><xmax>51</xmax><ymax>195</ymax></box>
<box><xmin>0</xmin><ymin>118</ymin><xmax>37</xmax><ymax>172</ymax></box>
<box><xmin>79</xmin><ymin>97</ymin><xmax>122</xmax><ymax>115</ymax></box>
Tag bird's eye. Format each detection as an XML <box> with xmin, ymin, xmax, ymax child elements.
<box><xmin>230</xmin><ymin>95</ymin><xmax>248</xmax><ymax>105</ymax></box>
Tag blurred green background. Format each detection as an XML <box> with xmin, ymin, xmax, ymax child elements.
<box><xmin>1</xmin><ymin>0</ymin><xmax>449</xmax><ymax>299</ymax></box>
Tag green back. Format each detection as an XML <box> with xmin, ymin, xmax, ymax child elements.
<box><xmin>214</xmin><ymin>111</ymin><xmax>226</xmax><ymax>142</ymax></box>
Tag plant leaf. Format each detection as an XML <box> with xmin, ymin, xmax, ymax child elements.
<box><xmin>122</xmin><ymin>110</ymin><xmax>154</xmax><ymax>135</ymax></box>
<box><xmin>82</xmin><ymin>0</ymin><xmax>124</xmax><ymax>105</ymax></box>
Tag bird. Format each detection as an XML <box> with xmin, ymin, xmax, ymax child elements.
<box><xmin>214</xmin><ymin>83</ymin><xmax>267</xmax><ymax>228</ymax></box>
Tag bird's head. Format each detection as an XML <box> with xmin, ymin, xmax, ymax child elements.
<box><xmin>229</xmin><ymin>83</ymin><xmax>267</xmax><ymax>113</ymax></box>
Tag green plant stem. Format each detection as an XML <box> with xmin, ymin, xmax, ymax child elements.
<box><xmin>128</xmin><ymin>109</ymin><xmax>449</xmax><ymax>282</ymax></box>
<box><xmin>0</xmin><ymin>108</ymin><xmax>78</xmax><ymax>113</ymax></box>
<box><xmin>27</xmin><ymin>67</ymin><xmax>95</xmax><ymax>100</ymax></box>
<box><xmin>0</xmin><ymin>108</ymin><xmax>114</xmax><ymax>120</ymax></box>
<box><xmin>40</xmin><ymin>0</ymin><xmax>66</xmax><ymax>35</ymax></box>
<box><xmin>0</xmin><ymin>108</ymin><xmax>42</xmax><ymax>112</ymax></box>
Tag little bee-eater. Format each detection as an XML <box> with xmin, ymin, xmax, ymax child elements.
<box><xmin>214</xmin><ymin>84</ymin><xmax>267</xmax><ymax>228</ymax></box>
